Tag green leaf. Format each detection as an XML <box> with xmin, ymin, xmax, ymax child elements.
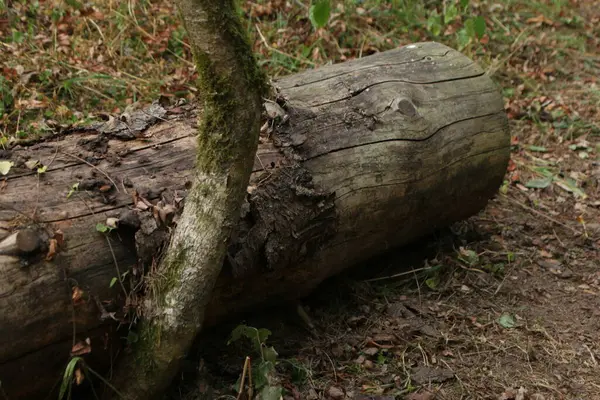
<box><xmin>67</xmin><ymin>182</ymin><xmax>79</xmax><ymax>199</ymax></box>
<box><xmin>257</xmin><ymin>385</ymin><xmax>283</xmax><ymax>400</ymax></box>
<box><xmin>427</xmin><ymin>13</ymin><xmax>442</xmax><ymax>36</ymax></box>
<box><xmin>59</xmin><ymin>357</ymin><xmax>82</xmax><ymax>400</ymax></box>
<box><xmin>497</xmin><ymin>313</ymin><xmax>516</xmax><ymax>329</ymax></box>
<box><xmin>528</xmin><ymin>145</ymin><xmax>548</xmax><ymax>152</ymax></box>
<box><xmin>459</xmin><ymin>248</ymin><xmax>479</xmax><ymax>266</ymax></box>
<box><xmin>473</xmin><ymin>15</ymin><xmax>486</xmax><ymax>38</ymax></box>
<box><xmin>425</xmin><ymin>275</ymin><xmax>440</xmax><ymax>290</ymax></box>
<box><xmin>554</xmin><ymin>177</ymin><xmax>587</xmax><ymax>199</ymax></box>
<box><xmin>96</xmin><ymin>223</ymin><xmax>109</xmax><ymax>233</ymax></box>
<box><xmin>525</xmin><ymin>178</ymin><xmax>552</xmax><ymax>189</ymax></box>
<box><xmin>507</xmin><ymin>252</ymin><xmax>515</xmax><ymax>263</ymax></box>
<box><xmin>253</xmin><ymin>361</ymin><xmax>275</xmax><ymax>390</ymax></box>
<box><xmin>126</xmin><ymin>330</ymin><xmax>139</xmax><ymax>344</ymax></box>
<box><xmin>0</xmin><ymin>160</ymin><xmax>14</xmax><ymax>175</ymax></box>
<box><xmin>309</xmin><ymin>0</ymin><xmax>331</xmax><ymax>29</ymax></box>
<box><xmin>263</xmin><ymin>346</ymin><xmax>278</xmax><ymax>363</ymax></box>
<box><xmin>109</xmin><ymin>277</ymin><xmax>118</xmax><ymax>288</ymax></box>
<box><xmin>37</xmin><ymin>165</ymin><xmax>48</xmax><ymax>174</ymax></box>
<box><xmin>464</xmin><ymin>18</ymin><xmax>475</xmax><ymax>38</ymax></box>
<box><xmin>460</xmin><ymin>0</ymin><xmax>469</xmax><ymax>8</ymax></box>
<box><xmin>229</xmin><ymin>324</ymin><xmax>265</xmax><ymax>354</ymax></box>
<box><xmin>444</xmin><ymin>4</ymin><xmax>458</xmax><ymax>24</ymax></box>
<box><xmin>257</xmin><ymin>328</ymin><xmax>272</xmax><ymax>344</ymax></box>
<box><xmin>456</xmin><ymin>28</ymin><xmax>471</xmax><ymax>49</ymax></box>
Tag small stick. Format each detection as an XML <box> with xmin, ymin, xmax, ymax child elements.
<box><xmin>236</xmin><ymin>356</ymin><xmax>251</xmax><ymax>400</ymax></box>
<box><xmin>501</xmin><ymin>194</ymin><xmax>581</xmax><ymax>235</ymax></box>
<box><xmin>363</xmin><ymin>266</ymin><xmax>436</xmax><ymax>282</ymax></box>
<box><xmin>61</xmin><ymin>151</ymin><xmax>120</xmax><ymax>193</ymax></box>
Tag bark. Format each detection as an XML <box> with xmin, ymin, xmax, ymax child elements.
<box><xmin>0</xmin><ymin>42</ymin><xmax>510</xmax><ymax>399</ymax></box>
<box><xmin>104</xmin><ymin>0</ymin><xmax>267</xmax><ymax>398</ymax></box>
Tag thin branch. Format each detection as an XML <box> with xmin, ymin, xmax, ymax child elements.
<box><xmin>500</xmin><ymin>193</ymin><xmax>582</xmax><ymax>235</ymax></box>
<box><xmin>60</xmin><ymin>151</ymin><xmax>120</xmax><ymax>193</ymax></box>
<box><xmin>105</xmin><ymin>236</ymin><xmax>128</xmax><ymax>298</ymax></box>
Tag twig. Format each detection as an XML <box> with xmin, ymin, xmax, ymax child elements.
<box><xmin>323</xmin><ymin>351</ymin><xmax>338</xmax><ymax>383</ymax></box>
<box><xmin>583</xmin><ymin>344</ymin><xmax>598</xmax><ymax>366</ymax></box>
<box><xmin>255</xmin><ymin>23</ymin><xmax>315</xmax><ymax>66</ymax></box>
<box><xmin>486</xmin><ymin>27</ymin><xmax>531</xmax><ymax>77</ymax></box>
<box><xmin>500</xmin><ymin>194</ymin><xmax>582</xmax><ymax>235</ymax></box>
<box><xmin>364</xmin><ymin>266</ymin><xmax>435</xmax><ymax>282</ymax></box>
<box><xmin>85</xmin><ymin>364</ymin><xmax>127</xmax><ymax>399</ymax></box>
<box><xmin>60</xmin><ymin>151</ymin><xmax>120</xmax><ymax>193</ymax></box>
<box><xmin>105</xmin><ymin>236</ymin><xmax>128</xmax><ymax>298</ymax></box>
<box><xmin>236</xmin><ymin>356</ymin><xmax>250</xmax><ymax>400</ymax></box>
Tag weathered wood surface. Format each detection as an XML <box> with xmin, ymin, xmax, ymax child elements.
<box><xmin>0</xmin><ymin>42</ymin><xmax>510</xmax><ymax>398</ymax></box>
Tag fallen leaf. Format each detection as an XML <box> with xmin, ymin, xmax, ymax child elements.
<box><xmin>54</xmin><ymin>229</ymin><xmax>64</xmax><ymax>247</ymax></box>
<box><xmin>25</xmin><ymin>159</ymin><xmax>40</xmax><ymax>170</ymax></box>
<box><xmin>363</xmin><ymin>347</ymin><xmax>379</xmax><ymax>356</ymax></box>
<box><xmin>526</xmin><ymin>14</ymin><xmax>554</xmax><ymax>26</ymax></box>
<box><xmin>406</xmin><ymin>391</ymin><xmax>435</xmax><ymax>400</ymax></box>
<box><xmin>327</xmin><ymin>386</ymin><xmax>344</xmax><ymax>399</ymax></box>
<box><xmin>45</xmin><ymin>238</ymin><xmax>58</xmax><ymax>261</ymax></box>
<box><xmin>497</xmin><ymin>313</ymin><xmax>516</xmax><ymax>329</ymax></box>
<box><xmin>72</xmin><ymin>286</ymin><xmax>85</xmax><ymax>304</ymax></box>
<box><xmin>528</xmin><ymin>145</ymin><xmax>548</xmax><ymax>153</ymax></box>
<box><xmin>74</xmin><ymin>368</ymin><xmax>84</xmax><ymax>385</ymax></box>
<box><xmin>70</xmin><ymin>338</ymin><xmax>92</xmax><ymax>356</ymax></box>
<box><xmin>525</xmin><ymin>177</ymin><xmax>552</xmax><ymax>189</ymax></box>
<box><xmin>0</xmin><ymin>160</ymin><xmax>14</xmax><ymax>175</ymax></box>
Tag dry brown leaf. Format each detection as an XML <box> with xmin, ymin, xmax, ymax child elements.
<box><xmin>74</xmin><ymin>368</ymin><xmax>85</xmax><ymax>385</ymax></box>
<box><xmin>72</xmin><ymin>286</ymin><xmax>85</xmax><ymax>304</ymax></box>
<box><xmin>45</xmin><ymin>238</ymin><xmax>58</xmax><ymax>261</ymax></box>
<box><xmin>526</xmin><ymin>14</ymin><xmax>554</xmax><ymax>26</ymax></box>
<box><xmin>70</xmin><ymin>338</ymin><xmax>92</xmax><ymax>356</ymax></box>
<box><xmin>54</xmin><ymin>229</ymin><xmax>64</xmax><ymax>247</ymax></box>
<box><xmin>406</xmin><ymin>391</ymin><xmax>435</xmax><ymax>400</ymax></box>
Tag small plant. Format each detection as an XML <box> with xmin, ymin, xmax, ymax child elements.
<box><xmin>228</xmin><ymin>324</ymin><xmax>283</xmax><ymax>400</ymax></box>
<box><xmin>309</xmin><ymin>0</ymin><xmax>331</xmax><ymax>29</ymax></box>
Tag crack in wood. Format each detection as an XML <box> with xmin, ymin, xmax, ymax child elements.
<box><xmin>304</xmin><ymin>111</ymin><xmax>505</xmax><ymax>162</ymax></box>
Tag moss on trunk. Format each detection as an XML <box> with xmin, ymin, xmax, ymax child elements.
<box><xmin>108</xmin><ymin>0</ymin><xmax>267</xmax><ymax>398</ymax></box>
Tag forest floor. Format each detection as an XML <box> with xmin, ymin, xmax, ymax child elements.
<box><xmin>1</xmin><ymin>0</ymin><xmax>599</xmax><ymax>399</ymax></box>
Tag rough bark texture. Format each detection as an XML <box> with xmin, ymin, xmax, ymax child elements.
<box><xmin>103</xmin><ymin>0</ymin><xmax>267</xmax><ymax>397</ymax></box>
<box><xmin>0</xmin><ymin>42</ymin><xmax>510</xmax><ymax>399</ymax></box>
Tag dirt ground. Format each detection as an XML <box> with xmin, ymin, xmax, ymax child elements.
<box><xmin>183</xmin><ymin>186</ymin><xmax>599</xmax><ymax>399</ymax></box>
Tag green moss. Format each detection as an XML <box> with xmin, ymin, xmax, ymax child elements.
<box><xmin>182</xmin><ymin>0</ymin><xmax>268</xmax><ymax>174</ymax></box>
<box><xmin>155</xmin><ymin>243</ymin><xmax>188</xmax><ymax>305</ymax></box>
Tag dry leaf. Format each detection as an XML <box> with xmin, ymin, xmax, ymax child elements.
<box><xmin>45</xmin><ymin>238</ymin><xmax>58</xmax><ymax>261</ymax></box>
<box><xmin>70</xmin><ymin>338</ymin><xmax>92</xmax><ymax>356</ymax></box>
<box><xmin>54</xmin><ymin>229</ymin><xmax>64</xmax><ymax>247</ymax></box>
<box><xmin>72</xmin><ymin>286</ymin><xmax>85</xmax><ymax>304</ymax></box>
<box><xmin>74</xmin><ymin>368</ymin><xmax>84</xmax><ymax>385</ymax></box>
<box><xmin>406</xmin><ymin>392</ymin><xmax>435</xmax><ymax>400</ymax></box>
<box><xmin>526</xmin><ymin>15</ymin><xmax>554</xmax><ymax>26</ymax></box>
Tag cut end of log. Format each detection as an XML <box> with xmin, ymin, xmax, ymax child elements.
<box><xmin>16</xmin><ymin>229</ymin><xmax>41</xmax><ymax>254</ymax></box>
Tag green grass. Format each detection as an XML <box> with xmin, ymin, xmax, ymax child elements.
<box><xmin>0</xmin><ymin>0</ymin><xmax>598</xmax><ymax>142</ymax></box>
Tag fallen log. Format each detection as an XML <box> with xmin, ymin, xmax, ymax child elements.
<box><xmin>0</xmin><ymin>42</ymin><xmax>509</xmax><ymax>398</ymax></box>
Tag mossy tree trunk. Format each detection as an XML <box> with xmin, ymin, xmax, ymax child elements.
<box><xmin>110</xmin><ymin>0</ymin><xmax>266</xmax><ymax>398</ymax></box>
